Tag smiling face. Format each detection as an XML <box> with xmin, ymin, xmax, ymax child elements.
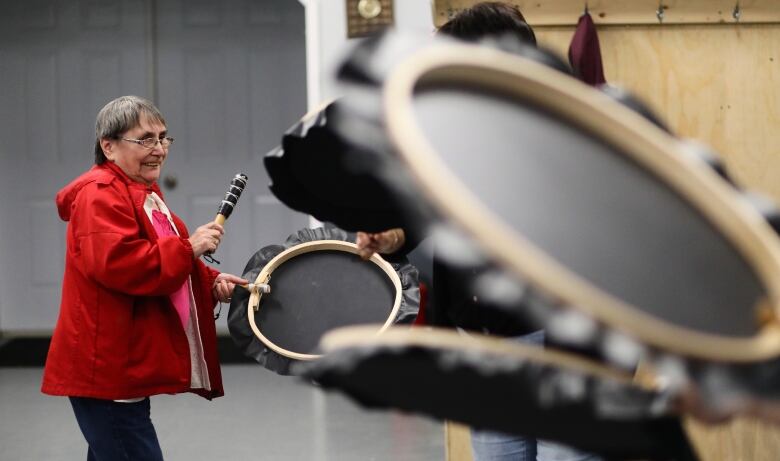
<box><xmin>101</xmin><ymin>114</ymin><xmax>168</xmax><ymax>186</ymax></box>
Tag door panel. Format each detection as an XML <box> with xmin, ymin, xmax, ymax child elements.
<box><xmin>0</xmin><ymin>0</ymin><xmax>308</xmax><ymax>333</ymax></box>
<box><xmin>155</xmin><ymin>0</ymin><xmax>308</xmax><ymax>331</ymax></box>
<box><xmin>0</xmin><ymin>0</ymin><xmax>150</xmax><ymax>333</ymax></box>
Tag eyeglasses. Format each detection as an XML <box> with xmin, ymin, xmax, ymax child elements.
<box><xmin>121</xmin><ymin>136</ymin><xmax>175</xmax><ymax>149</ymax></box>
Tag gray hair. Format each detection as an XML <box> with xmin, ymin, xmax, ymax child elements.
<box><xmin>94</xmin><ymin>95</ymin><xmax>166</xmax><ymax>165</ymax></box>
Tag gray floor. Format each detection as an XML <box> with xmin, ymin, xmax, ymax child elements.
<box><xmin>0</xmin><ymin>365</ymin><xmax>444</xmax><ymax>460</ymax></box>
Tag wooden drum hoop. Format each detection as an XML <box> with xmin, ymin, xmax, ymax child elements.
<box><xmin>247</xmin><ymin>240</ymin><xmax>403</xmax><ymax>361</ymax></box>
<box><xmin>384</xmin><ymin>44</ymin><xmax>780</xmax><ymax>361</ymax></box>
<box><xmin>320</xmin><ymin>324</ymin><xmax>661</xmax><ymax>391</ymax></box>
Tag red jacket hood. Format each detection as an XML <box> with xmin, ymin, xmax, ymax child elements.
<box><xmin>57</xmin><ymin>163</ymin><xmax>161</xmax><ymax>222</ymax></box>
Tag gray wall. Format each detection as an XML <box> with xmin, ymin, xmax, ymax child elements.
<box><xmin>0</xmin><ymin>0</ymin><xmax>308</xmax><ymax>334</ymax></box>
<box><xmin>304</xmin><ymin>0</ymin><xmax>433</xmax><ymax>105</ymax></box>
<box><xmin>0</xmin><ymin>0</ymin><xmax>440</xmax><ymax>334</ymax></box>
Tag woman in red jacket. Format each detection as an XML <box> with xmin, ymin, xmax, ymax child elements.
<box><xmin>42</xmin><ymin>95</ymin><xmax>247</xmax><ymax>460</ymax></box>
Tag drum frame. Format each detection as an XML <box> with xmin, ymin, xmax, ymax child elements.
<box><xmin>383</xmin><ymin>44</ymin><xmax>780</xmax><ymax>361</ymax></box>
<box><xmin>247</xmin><ymin>240</ymin><xmax>403</xmax><ymax>361</ymax></box>
<box><xmin>320</xmin><ymin>324</ymin><xmax>658</xmax><ymax>390</ymax></box>
<box><xmin>317</xmin><ymin>324</ymin><xmax>711</xmax><ymax>460</ymax></box>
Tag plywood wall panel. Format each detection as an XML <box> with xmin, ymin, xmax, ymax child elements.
<box><xmin>535</xmin><ymin>25</ymin><xmax>780</xmax><ymax>202</ymax></box>
<box><xmin>447</xmin><ymin>417</ymin><xmax>780</xmax><ymax>461</ymax></box>
<box><xmin>685</xmin><ymin>418</ymin><xmax>780</xmax><ymax>461</ymax></box>
<box><xmin>445</xmin><ymin>421</ymin><xmax>473</xmax><ymax>461</ymax></box>
<box><xmin>434</xmin><ymin>1</ymin><xmax>780</xmax><ymax>26</ymax></box>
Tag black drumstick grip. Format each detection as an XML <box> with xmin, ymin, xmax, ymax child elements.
<box><xmin>204</xmin><ymin>173</ymin><xmax>247</xmax><ymax>263</ymax></box>
<box><xmin>215</xmin><ymin>173</ymin><xmax>248</xmax><ymax>225</ymax></box>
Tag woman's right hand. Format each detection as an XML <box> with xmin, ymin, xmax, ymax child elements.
<box><xmin>188</xmin><ymin>222</ymin><xmax>224</xmax><ymax>258</ymax></box>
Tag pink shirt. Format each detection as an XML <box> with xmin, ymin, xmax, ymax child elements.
<box><xmin>144</xmin><ymin>192</ymin><xmax>210</xmax><ymax>391</ymax></box>
<box><xmin>151</xmin><ymin>209</ymin><xmax>192</xmax><ymax>328</ymax></box>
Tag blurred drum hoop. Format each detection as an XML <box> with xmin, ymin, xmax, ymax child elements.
<box><xmin>383</xmin><ymin>44</ymin><xmax>780</xmax><ymax>361</ymax></box>
<box><xmin>247</xmin><ymin>240</ymin><xmax>403</xmax><ymax>361</ymax></box>
<box><xmin>320</xmin><ymin>325</ymin><xmax>660</xmax><ymax>391</ymax></box>
<box><xmin>315</xmin><ymin>324</ymin><xmax>708</xmax><ymax>460</ymax></box>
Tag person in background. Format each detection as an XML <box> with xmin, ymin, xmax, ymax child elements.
<box><xmin>357</xmin><ymin>3</ymin><xmax>602</xmax><ymax>461</ymax></box>
<box><xmin>41</xmin><ymin>95</ymin><xmax>247</xmax><ymax>460</ymax></box>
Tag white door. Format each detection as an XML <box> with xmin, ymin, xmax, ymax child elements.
<box><xmin>0</xmin><ymin>0</ymin><xmax>152</xmax><ymax>334</ymax></box>
<box><xmin>155</xmin><ymin>0</ymin><xmax>309</xmax><ymax>332</ymax></box>
<box><xmin>0</xmin><ymin>0</ymin><xmax>308</xmax><ymax>334</ymax></box>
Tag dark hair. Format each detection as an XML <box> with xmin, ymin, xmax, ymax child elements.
<box><xmin>93</xmin><ymin>95</ymin><xmax>166</xmax><ymax>165</ymax></box>
<box><xmin>437</xmin><ymin>2</ymin><xmax>536</xmax><ymax>46</ymax></box>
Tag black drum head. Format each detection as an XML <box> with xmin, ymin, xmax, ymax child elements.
<box><xmin>255</xmin><ymin>249</ymin><xmax>396</xmax><ymax>354</ymax></box>
<box><xmin>228</xmin><ymin>227</ymin><xmax>420</xmax><ymax>375</ymax></box>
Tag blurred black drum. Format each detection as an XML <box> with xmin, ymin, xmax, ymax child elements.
<box><xmin>353</xmin><ymin>33</ymin><xmax>780</xmax><ymax>362</ymax></box>
<box><xmin>227</xmin><ymin>227</ymin><xmax>419</xmax><ymax>375</ymax></box>
<box><xmin>301</xmin><ymin>325</ymin><xmax>701</xmax><ymax>461</ymax></box>
<box><xmin>256</xmin><ymin>31</ymin><xmax>780</xmax><ymax>443</ymax></box>
<box><xmin>265</xmin><ymin>31</ymin><xmax>780</xmax><ymax>360</ymax></box>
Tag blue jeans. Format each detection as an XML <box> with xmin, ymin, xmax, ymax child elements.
<box><xmin>69</xmin><ymin>397</ymin><xmax>164</xmax><ymax>461</ymax></box>
<box><xmin>470</xmin><ymin>331</ymin><xmax>602</xmax><ymax>461</ymax></box>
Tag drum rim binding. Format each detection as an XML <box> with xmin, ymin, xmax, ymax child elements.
<box><xmin>247</xmin><ymin>240</ymin><xmax>403</xmax><ymax>360</ymax></box>
<box><xmin>319</xmin><ymin>324</ymin><xmax>657</xmax><ymax>390</ymax></box>
<box><xmin>384</xmin><ymin>43</ymin><xmax>780</xmax><ymax>362</ymax></box>
<box><xmin>316</xmin><ymin>324</ymin><xmax>710</xmax><ymax>461</ymax></box>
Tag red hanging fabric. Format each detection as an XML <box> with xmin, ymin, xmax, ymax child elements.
<box><xmin>568</xmin><ymin>12</ymin><xmax>607</xmax><ymax>86</ymax></box>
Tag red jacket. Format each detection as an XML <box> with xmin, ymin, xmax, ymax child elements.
<box><xmin>42</xmin><ymin>162</ymin><xmax>224</xmax><ymax>400</ymax></box>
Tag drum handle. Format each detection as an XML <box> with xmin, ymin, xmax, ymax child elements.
<box><xmin>239</xmin><ymin>282</ymin><xmax>271</xmax><ymax>294</ymax></box>
<box><xmin>245</xmin><ymin>277</ymin><xmax>272</xmax><ymax>312</ymax></box>
<box><xmin>632</xmin><ymin>358</ymin><xmax>664</xmax><ymax>392</ymax></box>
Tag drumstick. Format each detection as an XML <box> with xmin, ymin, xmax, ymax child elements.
<box><xmin>204</xmin><ymin>173</ymin><xmax>248</xmax><ymax>262</ymax></box>
<box><xmin>215</xmin><ymin>173</ymin><xmax>248</xmax><ymax>225</ymax></box>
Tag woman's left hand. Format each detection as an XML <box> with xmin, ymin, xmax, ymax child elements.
<box><xmin>355</xmin><ymin>228</ymin><xmax>406</xmax><ymax>260</ymax></box>
<box><xmin>212</xmin><ymin>273</ymin><xmax>249</xmax><ymax>303</ymax></box>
